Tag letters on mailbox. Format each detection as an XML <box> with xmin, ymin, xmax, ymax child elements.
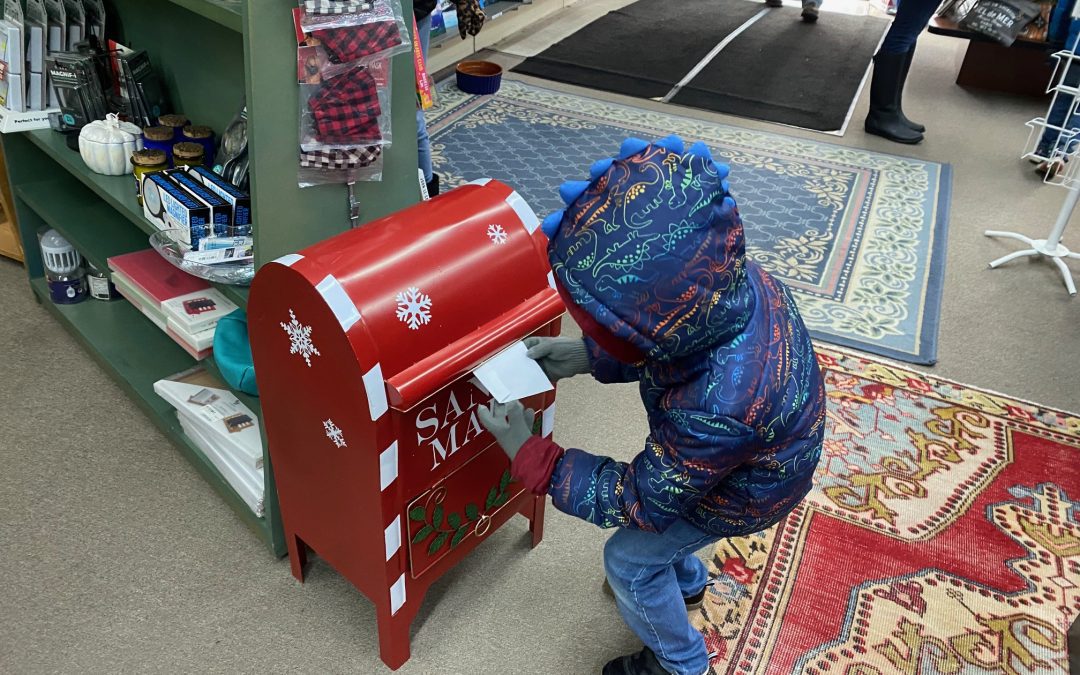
<box><xmin>247</xmin><ymin>179</ymin><xmax>563</xmax><ymax>670</ymax></box>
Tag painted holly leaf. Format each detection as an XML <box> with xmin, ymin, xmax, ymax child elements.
<box><xmin>465</xmin><ymin>503</ymin><xmax>480</xmax><ymax>521</ymax></box>
<box><xmin>451</xmin><ymin>525</ymin><xmax>469</xmax><ymax>548</ymax></box>
<box><xmin>429</xmin><ymin>531</ymin><xmax>449</xmax><ymax>555</ymax></box>
<box><xmin>409</xmin><ymin>506</ymin><xmax>426</xmax><ymax>522</ymax></box>
<box><xmin>494</xmin><ymin>493</ymin><xmax>510</xmax><ymax>508</ymax></box>
<box><xmin>499</xmin><ymin>469</ymin><xmax>512</xmax><ymax>493</ymax></box>
<box><xmin>485</xmin><ymin>486</ymin><xmax>498</xmax><ymax>510</ymax></box>
<box><xmin>448</xmin><ymin>512</ymin><xmax>462</xmax><ymax>529</ymax></box>
<box><xmin>433</xmin><ymin>505</ymin><xmax>444</xmax><ymax>528</ymax></box>
<box><xmin>412</xmin><ymin>525</ymin><xmax>434</xmax><ymax>544</ymax></box>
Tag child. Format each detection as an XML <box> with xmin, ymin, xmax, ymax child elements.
<box><xmin>478</xmin><ymin>136</ymin><xmax>826</xmax><ymax>675</ymax></box>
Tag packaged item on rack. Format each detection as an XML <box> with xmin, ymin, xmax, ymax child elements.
<box><xmin>83</xmin><ymin>0</ymin><xmax>103</xmax><ymax>40</ymax></box>
<box><xmin>62</xmin><ymin>0</ymin><xmax>84</xmax><ymax>50</ymax></box>
<box><xmin>25</xmin><ymin>0</ymin><xmax>47</xmax><ymax>75</ymax></box>
<box><xmin>46</xmin><ymin>51</ymin><xmax>106</xmax><ymax>127</ymax></box>
<box><xmin>297</xmin><ymin>143</ymin><xmax>383</xmax><ymax>187</ymax></box>
<box><xmin>299</xmin><ymin>59</ymin><xmax>391</xmax><ymax>150</ymax></box>
<box><xmin>412</xmin><ymin>14</ymin><xmax>433</xmax><ymax>111</ymax></box>
<box><xmin>296</xmin><ymin>0</ymin><xmax>410</xmax><ymax>72</ymax></box>
<box><xmin>109</xmin><ymin>44</ymin><xmax>169</xmax><ymax>128</ymax></box>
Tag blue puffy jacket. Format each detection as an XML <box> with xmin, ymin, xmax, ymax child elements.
<box><xmin>543</xmin><ymin>137</ymin><xmax>826</xmax><ymax>538</ymax></box>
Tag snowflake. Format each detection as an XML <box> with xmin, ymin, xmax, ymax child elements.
<box><xmin>487</xmin><ymin>223</ymin><xmax>508</xmax><ymax>245</ymax></box>
<box><xmin>323</xmin><ymin>419</ymin><xmax>346</xmax><ymax>448</ymax></box>
<box><xmin>395</xmin><ymin>286</ymin><xmax>432</xmax><ymax>330</ymax></box>
<box><xmin>280</xmin><ymin>309</ymin><xmax>320</xmax><ymax>367</ymax></box>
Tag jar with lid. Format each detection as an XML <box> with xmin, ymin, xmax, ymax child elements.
<box><xmin>172</xmin><ymin>142</ymin><xmax>205</xmax><ymax>168</ymax></box>
<box><xmin>131</xmin><ymin>149</ymin><xmax>167</xmax><ymax>205</ymax></box>
<box><xmin>181</xmin><ymin>125</ymin><xmax>215</xmax><ymax>168</ymax></box>
<box><xmin>158</xmin><ymin>114</ymin><xmax>190</xmax><ymax>141</ymax></box>
<box><xmin>143</xmin><ymin>125</ymin><xmax>176</xmax><ymax>166</ymax></box>
<box><xmin>39</xmin><ymin>229</ymin><xmax>87</xmax><ymax>304</ymax></box>
<box><xmin>87</xmin><ymin>262</ymin><xmax>120</xmax><ymax>301</ymax></box>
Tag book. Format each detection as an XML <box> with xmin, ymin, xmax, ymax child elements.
<box><xmin>178</xmin><ymin>413</ymin><xmax>264</xmax><ymax>516</ymax></box>
<box><xmin>161</xmin><ymin>288</ymin><xmax>236</xmax><ymax>334</ymax></box>
<box><xmin>113</xmin><ymin>276</ymin><xmax>167</xmax><ymax>330</ymax></box>
<box><xmin>107</xmin><ymin>248</ymin><xmax>208</xmax><ymax>307</ymax></box>
<box><xmin>165</xmin><ymin>324</ymin><xmax>211</xmax><ymax>360</ymax></box>
<box><xmin>154</xmin><ymin>369</ymin><xmax>263</xmax><ymax>473</ymax></box>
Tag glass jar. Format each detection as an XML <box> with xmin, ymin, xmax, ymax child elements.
<box><xmin>131</xmin><ymin>149</ymin><xmax>167</xmax><ymax>205</ymax></box>
<box><xmin>40</xmin><ymin>229</ymin><xmax>87</xmax><ymax>305</ymax></box>
<box><xmin>172</xmin><ymin>142</ymin><xmax>205</xmax><ymax>168</ymax></box>
<box><xmin>158</xmin><ymin>114</ymin><xmax>190</xmax><ymax>141</ymax></box>
<box><xmin>86</xmin><ymin>262</ymin><xmax>120</xmax><ymax>301</ymax></box>
<box><xmin>181</xmin><ymin>125</ymin><xmax>215</xmax><ymax>168</ymax></box>
<box><xmin>143</xmin><ymin>125</ymin><xmax>176</xmax><ymax>166</ymax></box>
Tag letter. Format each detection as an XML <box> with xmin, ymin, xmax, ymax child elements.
<box><xmin>415</xmin><ymin>402</ymin><xmax>439</xmax><ymax>443</ymax></box>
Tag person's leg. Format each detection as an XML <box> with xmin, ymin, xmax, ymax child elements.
<box><xmin>801</xmin><ymin>0</ymin><xmax>820</xmax><ymax>23</ymax></box>
<box><xmin>865</xmin><ymin>0</ymin><xmax>940</xmax><ymax>143</ymax></box>
<box><xmin>415</xmin><ymin>14</ymin><xmax>435</xmax><ymax>190</ymax></box>
<box><xmin>604</xmin><ymin>520</ymin><xmax>719</xmax><ymax>675</ymax></box>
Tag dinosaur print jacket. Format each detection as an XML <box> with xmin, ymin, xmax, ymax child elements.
<box><xmin>520</xmin><ymin>135</ymin><xmax>826</xmax><ymax>538</ymax></box>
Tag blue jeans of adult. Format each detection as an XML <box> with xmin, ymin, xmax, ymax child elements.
<box><xmin>416</xmin><ymin>14</ymin><xmax>433</xmax><ymax>183</ymax></box>
<box><xmin>879</xmin><ymin>0</ymin><xmax>941</xmax><ymax>54</ymax></box>
<box><xmin>604</xmin><ymin>519</ymin><xmax>720</xmax><ymax>675</ymax></box>
<box><xmin>1039</xmin><ymin>63</ymin><xmax>1080</xmax><ymax>156</ymax></box>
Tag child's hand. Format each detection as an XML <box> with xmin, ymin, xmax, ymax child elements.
<box><xmin>524</xmin><ymin>337</ymin><xmax>591</xmax><ymax>382</ymax></box>
<box><xmin>477</xmin><ymin>401</ymin><xmax>535</xmax><ymax>461</ymax></box>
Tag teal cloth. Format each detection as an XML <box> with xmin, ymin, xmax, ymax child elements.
<box><xmin>213</xmin><ymin>309</ymin><xmax>258</xmax><ymax>396</ymax></box>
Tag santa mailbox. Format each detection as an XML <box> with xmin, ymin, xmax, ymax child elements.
<box><xmin>247</xmin><ymin>179</ymin><xmax>563</xmax><ymax>670</ymax></box>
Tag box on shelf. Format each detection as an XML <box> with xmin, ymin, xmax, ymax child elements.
<box><xmin>162</xmin><ymin>287</ymin><xmax>237</xmax><ymax>335</ymax></box>
<box><xmin>186</xmin><ymin>166</ymin><xmax>251</xmax><ymax>233</ymax></box>
<box><xmin>141</xmin><ymin>172</ymin><xmax>213</xmax><ymax>249</ymax></box>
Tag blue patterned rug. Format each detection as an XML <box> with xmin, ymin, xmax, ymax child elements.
<box><xmin>426</xmin><ymin>79</ymin><xmax>952</xmax><ymax>364</ymax></box>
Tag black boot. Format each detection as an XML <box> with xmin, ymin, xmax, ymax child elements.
<box><xmin>865</xmin><ymin>51</ymin><xmax>923</xmax><ymax>144</ymax></box>
<box><xmin>897</xmin><ymin>48</ymin><xmax>925</xmax><ymax>132</ymax></box>
<box><xmin>426</xmin><ymin>173</ymin><xmax>440</xmax><ymax>197</ymax></box>
<box><xmin>602</xmin><ymin>647</ymin><xmax>673</xmax><ymax>675</ymax></box>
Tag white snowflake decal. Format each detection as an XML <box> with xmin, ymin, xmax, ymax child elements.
<box><xmin>395</xmin><ymin>287</ymin><xmax>433</xmax><ymax>330</ymax></box>
<box><xmin>323</xmin><ymin>419</ymin><xmax>346</xmax><ymax>448</ymax></box>
<box><xmin>487</xmin><ymin>223</ymin><xmax>508</xmax><ymax>245</ymax></box>
<box><xmin>281</xmin><ymin>309</ymin><xmax>321</xmax><ymax>367</ymax></box>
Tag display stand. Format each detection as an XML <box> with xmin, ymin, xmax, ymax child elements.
<box><xmin>1</xmin><ymin>0</ymin><xmax>422</xmax><ymax>556</ymax></box>
<box><xmin>987</xmin><ymin>37</ymin><xmax>1080</xmax><ymax>296</ymax></box>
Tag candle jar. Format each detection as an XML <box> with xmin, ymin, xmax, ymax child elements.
<box><xmin>172</xmin><ymin>142</ymin><xmax>205</xmax><ymax>168</ymax></box>
<box><xmin>131</xmin><ymin>149</ymin><xmax>167</xmax><ymax>205</ymax></box>
<box><xmin>181</xmin><ymin>125</ymin><xmax>215</xmax><ymax>168</ymax></box>
<box><xmin>158</xmin><ymin>114</ymin><xmax>190</xmax><ymax>141</ymax></box>
<box><xmin>143</xmin><ymin>125</ymin><xmax>176</xmax><ymax>166</ymax></box>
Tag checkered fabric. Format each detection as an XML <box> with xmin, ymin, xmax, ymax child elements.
<box><xmin>308</xmin><ymin>68</ymin><xmax>383</xmax><ymax>142</ymax></box>
<box><xmin>299</xmin><ymin>145</ymin><xmax>382</xmax><ymax>169</ymax></box>
<box><xmin>313</xmin><ymin>20</ymin><xmax>402</xmax><ymax>64</ymax></box>
<box><xmin>304</xmin><ymin>0</ymin><xmax>372</xmax><ymax>14</ymax></box>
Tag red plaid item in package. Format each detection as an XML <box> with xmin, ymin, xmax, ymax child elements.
<box><xmin>313</xmin><ymin>20</ymin><xmax>402</xmax><ymax>64</ymax></box>
<box><xmin>299</xmin><ymin>145</ymin><xmax>382</xmax><ymax>169</ymax></box>
<box><xmin>308</xmin><ymin>69</ymin><xmax>383</xmax><ymax>142</ymax></box>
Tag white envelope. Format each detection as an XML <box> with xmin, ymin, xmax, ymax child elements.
<box><xmin>472</xmin><ymin>341</ymin><xmax>554</xmax><ymax>404</ymax></box>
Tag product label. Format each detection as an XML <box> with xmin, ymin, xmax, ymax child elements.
<box><xmin>88</xmin><ymin>274</ymin><xmax>111</xmax><ymax>299</ymax></box>
<box><xmin>48</xmin><ymin>276</ymin><xmax>85</xmax><ymax>303</ymax></box>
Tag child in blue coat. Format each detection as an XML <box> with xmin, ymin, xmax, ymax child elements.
<box><xmin>479</xmin><ymin>136</ymin><xmax>826</xmax><ymax>675</ymax></box>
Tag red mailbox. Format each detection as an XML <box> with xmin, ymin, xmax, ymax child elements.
<box><xmin>247</xmin><ymin>179</ymin><xmax>563</xmax><ymax>670</ymax></box>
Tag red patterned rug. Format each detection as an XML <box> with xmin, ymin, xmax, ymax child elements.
<box><xmin>696</xmin><ymin>346</ymin><xmax>1080</xmax><ymax>674</ymax></box>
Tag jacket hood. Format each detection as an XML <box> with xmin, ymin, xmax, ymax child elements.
<box><xmin>546</xmin><ymin>138</ymin><xmax>756</xmax><ymax>363</ymax></box>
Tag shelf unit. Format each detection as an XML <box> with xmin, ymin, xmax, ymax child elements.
<box><xmin>3</xmin><ymin>0</ymin><xmax>422</xmax><ymax>557</ymax></box>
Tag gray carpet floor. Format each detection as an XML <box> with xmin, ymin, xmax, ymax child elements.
<box><xmin>2</xmin><ymin>4</ymin><xmax>1079</xmax><ymax>673</ymax></box>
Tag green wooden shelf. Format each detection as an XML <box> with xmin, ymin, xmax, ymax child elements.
<box><xmin>165</xmin><ymin>0</ymin><xmax>243</xmax><ymax>32</ymax></box>
<box><xmin>15</xmin><ymin>180</ymin><xmax>147</xmax><ymax>273</ymax></box>
<box><xmin>29</xmin><ymin>276</ymin><xmax>279</xmax><ymax>553</ymax></box>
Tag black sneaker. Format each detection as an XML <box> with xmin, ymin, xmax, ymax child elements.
<box><xmin>801</xmin><ymin>5</ymin><xmax>819</xmax><ymax>21</ymax></box>
<box><xmin>602</xmin><ymin>647</ymin><xmax>673</xmax><ymax>675</ymax></box>
<box><xmin>602</xmin><ymin>578</ymin><xmax>714</xmax><ymax>611</ymax></box>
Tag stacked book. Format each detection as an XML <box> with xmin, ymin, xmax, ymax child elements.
<box><xmin>107</xmin><ymin>249</ymin><xmax>237</xmax><ymax>360</ymax></box>
<box><xmin>155</xmin><ymin>368</ymin><xmax>264</xmax><ymax>516</ymax></box>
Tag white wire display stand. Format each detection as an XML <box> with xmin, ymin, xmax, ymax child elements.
<box><xmin>989</xmin><ymin>37</ymin><xmax>1080</xmax><ymax>296</ymax></box>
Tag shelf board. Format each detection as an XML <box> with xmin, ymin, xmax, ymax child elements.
<box><xmin>15</xmin><ymin>180</ymin><xmax>147</xmax><ymax>272</ymax></box>
<box><xmin>29</xmin><ymin>276</ymin><xmax>272</xmax><ymax>545</ymax></box>
<box><xmin>165</xmin><ymin>0</ymin><xmax>243</xmax><ymax>32</ymax></box>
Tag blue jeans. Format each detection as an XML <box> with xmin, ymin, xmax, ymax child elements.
<box><xmin>1039</xmin><ymin>61</ymin><xmax>1080</xmax><ymax>157</ymax></box>
<box><xmin>604</xmin><ymin>520</ymin><xmax>719</xmax><ymax>675</ymax></box>
<box><xmin>879</xmin><ymin>0</ymin><xmax>940</xmax><ymax>54</ymax></box>
<box><xmin>416</xmin><ymin>14</ymin><xmax>433</xmax><ymax>183</ymax></box>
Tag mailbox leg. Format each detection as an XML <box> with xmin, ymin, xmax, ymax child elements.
<box><xmin>528</xmin><ymin>495</ymin><xmax>546</xmax><ymax>548</ymax></box>
<box><xmin>287</xmin><ymin>532</ymin><xmax>308</xmax><ymax>582</ymax></box>
<box><xmin>376</xmin><ymin>602</ymin><xmax>415</xmax><ymax>671</ymax></box>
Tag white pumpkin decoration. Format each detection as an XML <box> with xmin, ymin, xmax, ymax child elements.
<box><xmin>79</xmin><ymin>114</ymin><xmax>145</xmax><ymax>176</ymax></box>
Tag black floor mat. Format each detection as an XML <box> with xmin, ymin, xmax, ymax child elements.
<box><xmin>512</xmin><ymin>0</ymin><xmax>889</xmax><ymax>132</ymax></box>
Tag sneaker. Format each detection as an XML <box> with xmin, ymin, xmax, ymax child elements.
<box><xmin>765</xmin><ymin>0</ymin><xmax>783</xmax><ymax>7</ymax></box>
<box><xmin>602</xmin><ymin>647</ymin><xmax>673</xmax><ymax>675</ymax></box>
<box><xmin>801</xmin><ymin>5</ymin><xmax>819</xmax><ymax>21</ymax></box>
<box><xmin>602</xmin><ymin>578</ymin><xmax>714</xmax><ymax>611</ymax></box>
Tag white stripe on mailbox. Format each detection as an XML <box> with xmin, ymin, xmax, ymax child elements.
<box><xmin>547</xmin><ymin>271</ymin><xmax>556</xmax><ymax>289</ymax></box>
<box><xmin>379</xmin><ymin>440</ymin><xmax>398</xmax><ymax>491</ymax></box>
<box><xmin>384</xmin><ymin>515</ymin><xmax>402</xmax><ymax>561</ymax></box>
<box><xmin>273</xmin><ymin>253</ymin><xmax>304</xmax><ymax>267</ymax></box>
<box><xmin>468</xmin><ymin>178</ymin><xmax>492</xmax><ymax>186</ymax></box>
<box><xmin>505</xmin><ymin>190</ymin><xmax>540</xmax><ymax>234</ymax></box>
<box><xmin>315</xmin><ymin>274</ymin><xmax>361</xmax><ymax>332</ymax></box>
<box><xmin>390</xmin><ymin>573</ymin><xmax>407</xmax><ymax>615</ymax></box>
<box><xmin>364</xmin><ymin>363</ymin><xmax>389</xmax><ymax>421</ymax></box>
<box><xmin>542</xmin><ymin>403</ymin><xmax>556</xmax><ymax>438</ymax></box>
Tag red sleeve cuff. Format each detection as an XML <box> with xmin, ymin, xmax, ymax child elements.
<box><xmin>511</xmin><ymin>436</ymin><xmax>565</xmax><ymax>495</ymax></box>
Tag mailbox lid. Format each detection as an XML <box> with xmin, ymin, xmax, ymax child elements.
<box><xmin>295</xmin><ymin>180</ymin><xmax>556</xmax><ymax>395</ymax></box>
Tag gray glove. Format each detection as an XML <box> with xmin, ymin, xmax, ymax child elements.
<box><xmin>525</xmin><ymin>336</ymin><xmax>590</xmax><ymax>383</ymax></box>
<box><xmin>477</xmin><ymin>400</ymin><xmax>535</xmax><ymax>461</ymax></box>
